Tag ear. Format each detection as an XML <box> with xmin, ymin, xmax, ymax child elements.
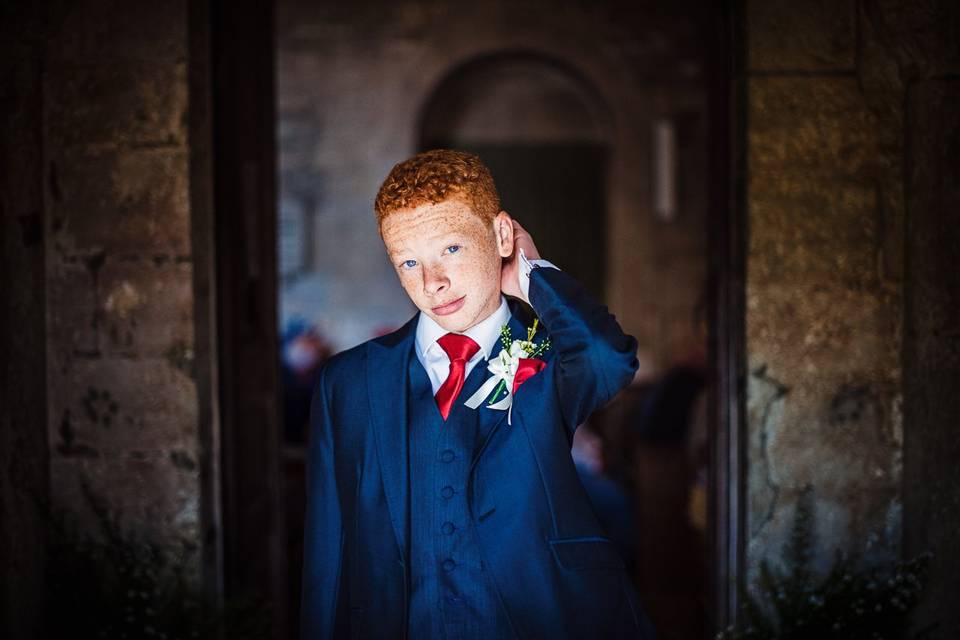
<box><xmin>493</xmin><ymin>210</ymin><xmax>514</xmax><ymax>258</ymax></box>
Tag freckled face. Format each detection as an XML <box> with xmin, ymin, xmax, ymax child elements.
<box><xmin>381</xmin><ymin>199</ymin><xmax>505</xmax><ymax>332</ymax></box>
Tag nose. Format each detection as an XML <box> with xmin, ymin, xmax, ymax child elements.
<box><xmin>422</xmin><ymin>263</ymin><xmax>449</xmax><ymax>297</ymax></box>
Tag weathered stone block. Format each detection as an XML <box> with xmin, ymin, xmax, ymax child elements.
<box><xmin>746</xmin><ymin>273</ymin><xmax>902</xmax><ymax>574</ymax></box>
<box><xmin>747</xmin><ymin>487</ymin><xmax>900</xmax><ymax>579</ymax></box>
<box><xmin>769</xmin><ymin>376</ymin><xmax>899</xmax><ymax>493</ymax></box>
<box><xmin>49</xmin><ymin>452</ymin><xmax>200</xmax><ymax>554</ymax></box>
<box><xmin>48</xmin><ymin>147</ymin><xmax>190</xmax><ymax>255</ymax></box>
<box><xmin>45</xmin><ymin>62</ymin><xmax>187</xmax><ymax>149</ymax></box>
<box><xmin>98</xmin><ymin>258</ymin><xmax>194</xmax><ymax>361</ymax></box>
<box><xmin>47</xmin><ymin>357</ymin><xmax>197</xmax><ymax>460</ymax></box>
<box><xmin>44</xmin><ymin>0</ymin><xmax>187</xmax><ymax>63</ymax></box>
<box><xmin>45</xmin><ymin>253</ymin><xmax>194</xmax><ymax>363</ymax></box>
<box><xmin>47</xmin><ymin>258</ymin><xmax>99</xmax><ymax>358</ymax></box>
<box><xmin>746</xmin><ymin>283</ymin><xmax>900</xmax><ymax>393</ymax></box>
<box><xmin>746</xmin><ymin>0</ymin><xmax>857</xmax><ymax>72</ymax></box>
<box><xmin>748</xmin><ymin>77</ymin><xmax>881</xmax><ymax>177</ymax></box>
<box><xmin>748</xmin><ymin>172</ymin><xmax>879</xmax><ymax>288</ymax></box>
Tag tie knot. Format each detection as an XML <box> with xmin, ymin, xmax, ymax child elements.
<box><xmin>437</xmin><ymin>333</ymin><xmax>480</xmax><ymax>363</ymax></box>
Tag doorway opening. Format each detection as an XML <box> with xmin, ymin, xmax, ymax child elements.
<box><xmin>210</xmin><ymin>3</ymin><xmax>742</xmax><ymax>639</ymax></box>
<box><xmin>419</xmin><ymin>53</ymin><xmax>611</xmax><ymax>302</ymax></box>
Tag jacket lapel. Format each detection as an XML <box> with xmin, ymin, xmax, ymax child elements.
<box><xmin>366</xmin><ymin>315</ymin><xmax>417</xmax><ymax>560</ymax></box>
<box><xmin>469</xmin><ymin>302</ymin><xmax>534</xmax><ymax>471</ymax></box>
<box><xmin>366</xmin><ymin>301</ymin><xmax>550</xmax><ymax>553</ymax></box>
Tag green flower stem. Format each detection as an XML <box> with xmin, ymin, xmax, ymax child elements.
<box><xmin>488</xmin><ymin>379</ymin><xmax>507</xmax><ymax>404</ymax></box>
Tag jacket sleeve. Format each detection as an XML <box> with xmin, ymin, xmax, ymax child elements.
<box><xmin>528</xmin><ymin>267</ymin><xmax>639</xmax><ymax>436</ymax></box>
<box><xmin>301</xmin><ymin>365</ymin><xmax>346</xmax><ymax>639</ymax></box>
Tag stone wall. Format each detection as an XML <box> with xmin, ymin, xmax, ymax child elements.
<box><xmin>744</xmin><ymin>0</ymin><xmax>903</xmax><ymax>574</ymax></box>
<box><xmin>742</xmin><ymin>0</ymin><xmax>960</xmax><ymax>633</ymax></box>
<box><xmin>0</xmin><ymin>0</ymin><xmax>208</xmax><ymax>599</ymax></box>
<box><xmin>44</xmin><ymin>0</ymin><xmax>208</xmax><ymax>569</ymax></box>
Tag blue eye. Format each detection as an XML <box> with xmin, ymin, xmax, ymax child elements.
<box><xmin>401</xmin><ymin>259</ymin><xmax>418</xmax><ymax>269</ymax></box>
<box><xmin>446</xmin><ymin>245</ymin><xmax>461</xmax><ymax>254</ymax></box>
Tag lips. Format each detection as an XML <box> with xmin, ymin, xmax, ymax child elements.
<box><xmin>432</xmin><ymin>295</ymin><xmax>466</xmax><ymax>316</ymax></box>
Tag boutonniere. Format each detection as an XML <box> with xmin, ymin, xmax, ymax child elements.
<box><xmin>464</xmin><ymin>319</ymin><xmax>551</xmax><ymax>424</ymax></box>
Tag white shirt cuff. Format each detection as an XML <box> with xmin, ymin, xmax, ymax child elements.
<box><xmin>518</xmin><ymin>247</ymin><xmax>558</xmax><ymax>301</ymax></box>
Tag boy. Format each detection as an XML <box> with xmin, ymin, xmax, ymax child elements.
<box><xmin>302</xmin><ymin>149</ymin><xmax>653</xmax><ymax>639</ymax></box>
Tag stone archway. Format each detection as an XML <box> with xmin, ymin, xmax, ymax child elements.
<box><xmin>418</xmin><ymin>52</ymin><xmax>614</xmax><ymax>302</ymax></box>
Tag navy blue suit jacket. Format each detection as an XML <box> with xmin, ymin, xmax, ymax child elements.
<box><xmin>302</xmin><ymin>267</ymin><xmax>653</xmax><ymax>639</ymax></box>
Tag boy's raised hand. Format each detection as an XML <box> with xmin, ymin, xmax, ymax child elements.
<box><xmin>500</xmin><ymin>219</ymin><xmax>541</xmax><ymax>303</ymax></box>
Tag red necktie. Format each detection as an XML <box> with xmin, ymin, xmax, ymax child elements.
<box><xmin>435</xmin><ymin>333</ymin><xmax>480</xmax><ymax>421</ymax></box>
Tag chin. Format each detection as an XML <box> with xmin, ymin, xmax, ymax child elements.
<box><xmin>429</xmin><ymin>307</ymin><xmax>476</xmax><ymax>332</ymax></box>
<box><xmin>433</xmin><ymin>314</ymin><xmax>470</xmax><ymax>332</ymax></box>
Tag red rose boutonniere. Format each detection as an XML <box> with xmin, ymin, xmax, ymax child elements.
<box><xmin>464</xmin><ymin>319</ymin><xmax>550</xmax><ymax>424</ymax></box>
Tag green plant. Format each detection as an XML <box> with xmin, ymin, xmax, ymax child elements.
<box><xmin>718</xmin><ymin>486</ymin><xmax>934</xmax><ymax>640</ymax></box>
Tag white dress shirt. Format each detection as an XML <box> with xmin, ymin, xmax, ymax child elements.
<box><xmin>414</xmin><ymin>249</ymin><xmax>557</xmax><ymax>394</ymax></box>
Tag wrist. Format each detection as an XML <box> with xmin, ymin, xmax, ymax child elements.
<box><xmin>517</xmin><ymin>248</ymin><xmax>536</xmax><ymax>303</ymax></box>
<box><xmin>516</xmin><ymin>248</ymin><xmax>560</xmax><ymax>304</ymax></box>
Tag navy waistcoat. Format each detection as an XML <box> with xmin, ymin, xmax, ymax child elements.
<box><xmin>406</xmin><ymin>351</ymin><xmax>515</xmax><ymax>640</ymax></box>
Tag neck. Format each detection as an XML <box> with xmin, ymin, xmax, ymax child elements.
<box><xmin>466</xmin><ymin>294</ymin><xmax>507</xmax><ymax>331</ymax></box>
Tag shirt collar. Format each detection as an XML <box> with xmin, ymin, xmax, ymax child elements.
<box><xmin>415</xmin><ymin>296</ymin><xmax>511</xmax><ymax>362</ymax></box>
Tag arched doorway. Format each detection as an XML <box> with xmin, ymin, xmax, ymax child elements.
<box><xmin>418</xmin><ymin>53</ymin><xmax>613</xmax><ymax>302</ymax></box>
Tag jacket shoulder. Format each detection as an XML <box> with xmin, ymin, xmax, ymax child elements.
<box><xmin>316</xmin><ymin>318</ymin><xmax>414</xmax><ymax>396</ymax></box>
<box><xmin>321</xmin><ymin>341</ymin><xmax>367</xmax><ymax>378</ymax></box>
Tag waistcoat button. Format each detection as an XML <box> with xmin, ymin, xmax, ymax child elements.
<box><xmin>440</xmin><ymin>485</ymin><xmax>455</xmax><ymax>499</ymax></box>
<box><xmin>439</xmin><ymin>449</ymin><xmax>455</xmax><ymax>462</ymax></box>
<box><xmin>442</xmin><ymin>521</ymin><xmax>455</xmax><ymax>535</ymax></box>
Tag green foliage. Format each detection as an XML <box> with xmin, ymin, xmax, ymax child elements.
<box><xmin>718</xmin><ymin>486</ymin><xmax>934</xmax><ymax>640</ymax></box>
<box><xmin>43</xmin><ymin>485</ymin><xmax>270</xmax><ymax>640</ymax></box>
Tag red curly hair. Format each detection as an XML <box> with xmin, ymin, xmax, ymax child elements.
<box><xmin>374</xmin><ymin>149</ymin><xmax>501</xmax><ymax>229</ymax></box>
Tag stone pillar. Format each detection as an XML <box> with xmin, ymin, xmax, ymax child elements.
<box><xmin>40</xmin><ymin>0</ymin><xmax>206</xmax><ymax>573</ymax></box>
<box><xmin>742</xmin><ymin>0</ymin><xmax>960</xmax><ymax>635</ymax></box>
<box><xmin>744</xmin><ymin>0</ymin><xmax>903</xmax><ymax>576</ymax></box>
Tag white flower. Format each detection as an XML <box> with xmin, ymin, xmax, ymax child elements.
<box><xmin>465</xmin><ymin>322</ymin><xmax>549</xmax><ymax>424</ymax></box>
